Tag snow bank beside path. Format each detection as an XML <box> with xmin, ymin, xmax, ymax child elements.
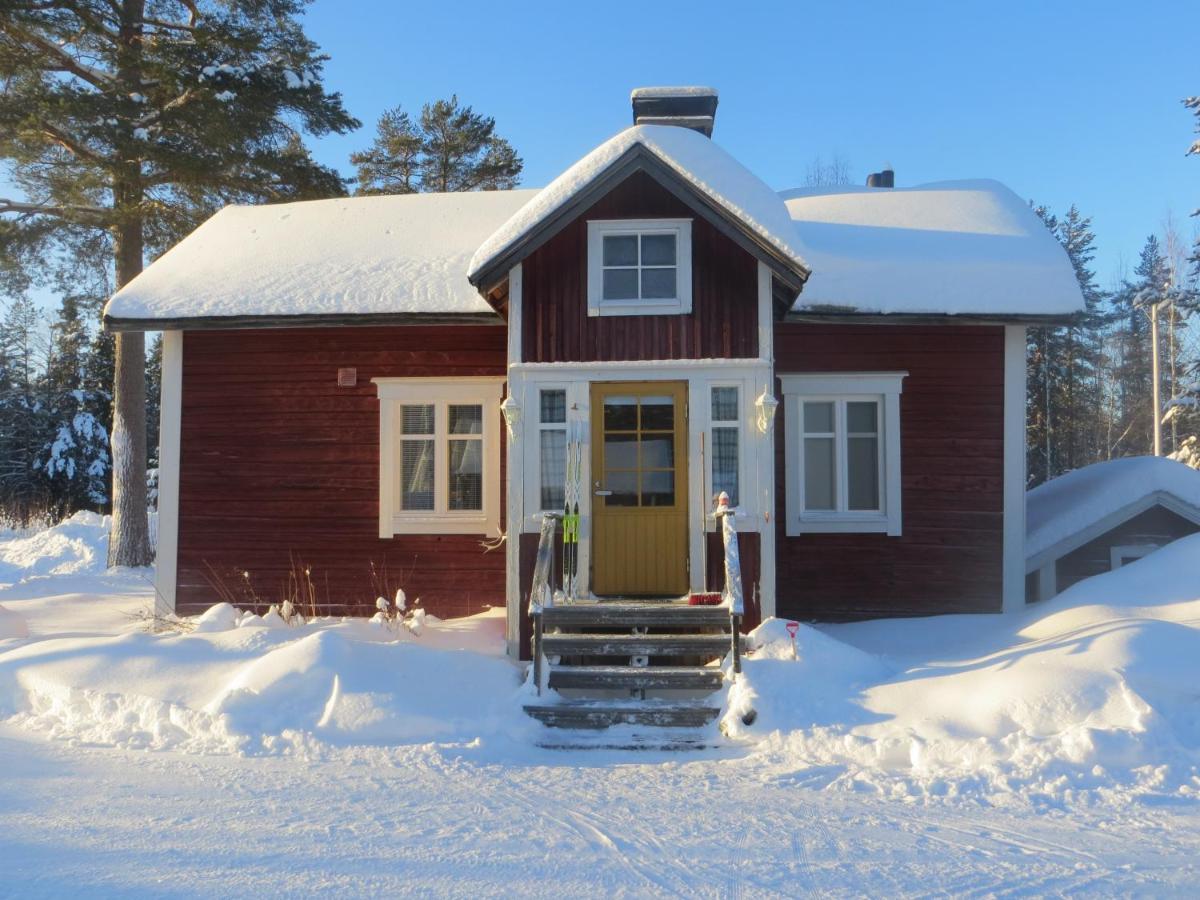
<box><xmin>724</xmin><ymin>533</ymin><xmax>1200</xmax><ymax>803</ymax></box>
<box><xmin>0</xmin><ymin>511</ymin><xmax>110</xmax><ymax>583</ymax></box>
<box><xmin>0</xmin><ymin>604</ymin><xmax>28</xmax><ymax>640</ymax></box>
<box><xmin>0</xmin><ymin>608</ymin><xmax>525</xmax><ymax>755</ymax></box>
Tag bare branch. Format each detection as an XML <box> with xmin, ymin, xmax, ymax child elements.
<box><xmin>1</xmin><ymin>19</ymin><xmax>116</xmax><ymax>88</ymax></box>
<box><xmin>0</xmin><ymin>197</ymin><xmax>108</xmax><ymax>223</ymax></box>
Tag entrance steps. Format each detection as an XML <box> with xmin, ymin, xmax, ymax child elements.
<box><xmin>524</xmin><ymin>601</ymin><xmax>742</xmax><ymax>747</ymax></box>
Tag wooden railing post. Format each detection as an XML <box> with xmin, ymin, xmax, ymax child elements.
<box><xmin>713</xmin><ymin>492</ymin><xmax>744</xmax><ymax>675</ymax></box>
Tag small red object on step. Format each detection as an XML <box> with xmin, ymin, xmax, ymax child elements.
<box><xmin>688</xmin><ymin>592</ymin><xmax>722</xmax><ymax>606</ymax></box>
<box><xmin>786</xmin><ymin>621</ymin><xmax>799</xmax><ymax>639</ymax></box>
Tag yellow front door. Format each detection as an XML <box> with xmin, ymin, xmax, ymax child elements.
<box><xmin>590</xmin><ymin>381</ymin><xmax>689</xmax><ymax>596</ymax></box>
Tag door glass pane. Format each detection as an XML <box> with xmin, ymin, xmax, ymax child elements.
<box><xmin>602</xmin><ymin>268</ymin><xmax>638</xmax><ymax>300</ymax></box>
<box><xmin>639</xmin><ymin>396</ymin><xmax>673</xmax><ymax>431</ymax></box>
<box><xmin>604</xmin><ymin>397</ymin><xmax>637</xmax><ymax>430</ymax></box>
<box><xmin>449</xmin><ymin>404</ymin><xmax>482</xmax><ymax>435</ymax></box>
<box><xmin>605</xmin><ymin>470</ymin><xmax>638</xmax><ymax>507</ymax></box>
<box><xmin>712</xmin><ymin>426</ymin><xmax>739</xmax><ymax>506</ymax></box>
<box><xmin>804</xmin><ymin>437</ymin><xmax>835</xmax><ymax>510</ymax></box>
<box><xmin>539</xmin><ymin>389</ymin><xmax>566</xmax><ymax>424</ymax></box>
<box><xmin>803</xmin><ymin>401</ymin><xmax>834</xmax><ymax>434</ymax></box>
<box><xmin>711</xmin><ymin>387</ymin><xmax>738</xmax><ymax>422</ymax></box>
<box><xmin>640</xmin><ymin>267</ymin><xmax>676</xmax><ymax>299</ymax></box>
<box><xmin>642</xmin><ymin>470</ymin><xmax>675</xmax><ymax>507</ymax></box>
<box><xmin>847</xmin><ymin>436</ymin><xmax>879</xmax><ymax>511</ymax></box>
<box><xmin>640</xmin><ymin>433</ymin><xmax>674</xmax><ymax>469</ymax></box>
<box><xmin>604</xmin><ymin>431</ymin><xmax>639</xmax><ymax>469</ymax></box>
<box><xmin>847</xmin><ymin>401</ymin><xmax>877</xmax><ymax>434</ymax></box>
<box><xmin>640</xmin><ymin>233</ymin><xmax>676</xmax><ymax>266</ymax></box>
<box><xmin>540</xmin><ymin>429</ymin><xmax>566</xmax><ymax>510</ymax></box>
<box><xmin>602</xmin><ymin>234</ymin><xmax>638</xmax><ymax>266</ymax></box>
<box><xmin>401</xmin><ymin>404</ymin><xmax>434</xmax><ymax>435</ymax></box>
<box><xmin>401</xmin><ymin>439</ymin><xmax>435</xmax><ymax>510</ymax></box>
<box><xmin>448</xmin><ymin>439</ymin><xmax>482</xmax><ymax>510</ymax></box>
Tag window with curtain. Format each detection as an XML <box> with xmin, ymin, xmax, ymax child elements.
<box><xmin>710</xmin><ymin>386</ymin><xmax>740</xmax><ymax>507</ymax></box>
<box><xmin>539</xmin><ymin>388</ymin><xmax>567</xmax><ymax>511</ymax></box>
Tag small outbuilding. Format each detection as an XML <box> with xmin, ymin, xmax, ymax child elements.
<box><xmin>1026</xmin><ymin>456</ymin><xmax>1200</xmax><ymax>602</ymax></box>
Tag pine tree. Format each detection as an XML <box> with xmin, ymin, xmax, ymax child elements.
<box><xmin>352</xmin><ymin>96</ymin><xmax>523</xmax><ymax>195</ymax></box>
<box><xmin>1</xmin><ymin>2</ymin><xmax>357</xmax><ymax>565</ymax></box>
<box><xmin>0</xmin><ymin>295</ymin><xmax>50</xmax><ymax>518</ymax></box>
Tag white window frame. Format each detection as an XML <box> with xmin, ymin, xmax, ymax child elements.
<box><xmin>1109</xmin><ymin>543</ymin><xmax>1158</xmax><ymax>570</ymax></box>
<box><xmin>586</xmin><ymin>218</ymin><xmax>693</xmax><ymax>317</ymax></box>
<box><xmin>374</xmin><ymin>377</ymin><xmax>504</xmax><ymax>537</ymax></box>
<box><xmin>707</xmin><ymin>383</ymin><xmax>744</xmax><ymax>513</ymax></box>
<box><xmin>781</xmin><ymin>372</ymin><xmax>906</xmax><ymax>536</ymax></box>
<box><xmin>535</xmin><ymin>386</ymin><xmax>569</xmax><ymax>514</ymax></box>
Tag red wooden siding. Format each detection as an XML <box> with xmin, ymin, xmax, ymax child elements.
<box><xmin>773</xmin><ymin>324</ymin><xmax>1006</xmax><ymax>620</ymax></box>
<box><xmin>176</xmin><ymin>326</ymin><xmax>508</xmax><ymax>619</ymax></box>
<box><xmin>521</xmin><ymin>170</ymin><xmax>759</xmax><ymax>363</ymax></box>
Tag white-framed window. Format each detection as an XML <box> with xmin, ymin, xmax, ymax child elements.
<box><xmin>1109</xmin><ymin>543</ymin><xmax>1158</xmax><ymax>570</ymax></box>
<box><xmin>537</xmin><ymin>387</ymin><xmax>567</xmax><ymax>512</ymax></box>
<box><xmin>710</xmin><ymin>385</ymin><xmax>741</xmax><ymax>507</ymax></box>
<box><xmin>374</xmin><ymin>377</ymin><xmax>503</xmax><ymax>536</ymax></box>
<box><xmin>780</xmin><ymin>372</ymin><xmax>906</xmax><ymax>536</ymax></box>
<box><xmin>586</xmin><ymin>218</ymin><xmax>693</xmax><ymax>316</ymax></box>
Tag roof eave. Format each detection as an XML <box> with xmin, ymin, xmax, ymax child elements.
<box><xmin>103</xmin><ymin>310</ymin><xmax>505</xmax><ymax>333</ymax></box>
<box><xmin>468</xmin><ymin>143</ymin><xmax>810</xmax><ymax>296</ymax></box>
<box><xmin>784</xmin><ymin>309</ymin><xmax>1084</xmax><ymax>327</ymax></box>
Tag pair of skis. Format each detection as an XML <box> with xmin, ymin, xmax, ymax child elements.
<box><xmin>561</xmin><ymin>421</ymin><xmax>583</xmax><ymax>600</ymax></box>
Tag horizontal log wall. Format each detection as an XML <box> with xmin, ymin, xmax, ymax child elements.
<box><xmin>774</xmin><ymin>324</ymin><xmax>1006</xmax><ymax>620</ymax></box>
<box><xmin>176</xmin><ymin>326</ymin><xmax>507</xmax><ymax>619</ymax></box>
<box><xmin>521</xmin><ymin>170</ymin><xmax>759</xmax><ymax>362</ymax></box>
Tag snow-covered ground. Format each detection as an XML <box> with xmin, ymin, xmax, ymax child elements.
<box><xmin>2</xmin><ymin>513</ymin><xmax>1199</xmax><ymax>896</ymax></box>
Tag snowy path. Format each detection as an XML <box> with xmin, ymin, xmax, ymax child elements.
<box><xmin>1</xmin><ymin>724</ymin><xmax>1196</xmax><ymax>898</ymax></box>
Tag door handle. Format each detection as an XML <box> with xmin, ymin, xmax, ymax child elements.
<box><xmin>594</xmin><ymin>490</ymin><xmax>613</xmax><ymax>497</ymax></box>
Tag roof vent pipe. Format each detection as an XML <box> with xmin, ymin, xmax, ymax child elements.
<box><xmin>866</xmin><ymin>167</ymin><xmax>895</xmax><ymax>188</ymax></box>
<box><xmin>631</xmin><ymin>86</ymin><xmax>719</xmax><ymax>137</ymax></box>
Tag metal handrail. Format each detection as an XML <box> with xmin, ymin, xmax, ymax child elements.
<box><xmin>528</xmin><ymin>511</ymin><xmax>560</xmax><ymax>696</ymax></box>
<box><xmin>713</xmin><ymin>492</ymin><xmax>744</xmax><ymax>674</ymax></box>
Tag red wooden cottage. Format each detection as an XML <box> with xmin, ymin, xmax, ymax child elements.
<box><xmin>104</xmin><ymin>88</ymin><xmax>1082</xmax><ymax>723</ymax></box>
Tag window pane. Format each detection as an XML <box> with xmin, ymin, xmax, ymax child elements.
<box><xmin>847</xmin><ymin>401</ymin><xmax>878</xmax><ymax>434</ymax></box>
<box><xmin>640</xmin><ymin>267</ymin><xmax>676</xmax><ymax>299</ymax></box>
<box><xmin>605</xmin><ymin>470</ymin><xmax>638</xmax><ymax>507</ymax></box>
<box><xmin>639</xmin><ymin>396</ymin><xmax>673</xmax><ymax>431</ymax></box>
<box><xmin>449</xmin><ymin>404</ymin><xmax>482</xmax><ymax>435</ymax></box>
<box><xmin>713</xmin><ymin>426</ymin><xmax>739</xmax><ymax>506</ymax></box>
<box><xmin>803</xmin><ymin>401</ymin><xmax>834</xmax><ymax>434</ymax></box>
<box><xmin>402</xmin><ymin>404</ymin><xmax>434</xmax><ymax>435</ymax></box>
<box><xmin>642</xmin><ymin>470</ymin><xmax>675</xmax><ymax>507</ymax></box>
<box><xmin>603</xmin><ymin>234</ymin><xmax>638</xmax><ymax>266</ymax></box>
<box><xmin>602</xmin><ymin>268</ymin><xmax>638</xmax><ymax>300</ymax></box>
<box><xmin>847</xmin><ymin>436</ymin><xmax>879</xmax><ymax>511</ymax></box>
<box><xmin>604</xmin><ymin>397</ymin><xmax>637</xmax><ymax>430</ymax></box>
<box><xmin>540</xmin><ymin>429</ymin><xmax>566</xmax><ymax>510</ymax></box>
<box><xmin>539</xmin><ymin>389</ymin><xmax>566</xmax><ymax>424</ymax></box>
<box><xmin>448</xmin><ymin>439</ymin><xmax>482</xmax><ymax>510</ymax></box>
<box><xmin>401</xmin><ymin>439</ymin><xmax>434</xmax><ymax>510</ymax></box>
<box><xmin>804</xmin><ymin>437</ymin><xmax>835</xmax><ymax>510</ymax></box>
<box><xmin>711</xmin><ymin>387</ymin><xmax>738</xmax><ymax>422</ymax></box>
<box><xmin>640</xmin><ymin>434</ymin><xmax>674</xmax><ymax>469</ymax></box>
<box><xmin>604</xmin><ymin>432</ymin><xmax>638</xmax><ymax>469</ymax></box>
<box><xmin>641</xmin><ymin>233</ymin><xmax>676</xmax><ymax>266</ymax></box>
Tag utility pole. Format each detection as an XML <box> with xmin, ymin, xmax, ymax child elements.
<box><xmin>1152</xmin><ymin>300</ymin><xmax>1162</xmax><ymax>456</ymax></box>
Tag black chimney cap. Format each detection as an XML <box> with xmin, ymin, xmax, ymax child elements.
<box><xmin>631</xmin><ymin>87</ymin><xmax>719</xmax><ymax>137</ymax></box>
<box><xmin>866</xmin><ymin>168</ymin><xmax>895</xmax><ymax>188</ymax></box>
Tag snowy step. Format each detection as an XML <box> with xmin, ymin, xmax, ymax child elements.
<box><xmin>542</xmin><ymin>603</ymin><xmax>731</xmax><ymax>629</ymax></box>
<box><xmin>524</xmin><ymin>702</ymin><xmax>720</xmax><ymax>730</ymax></box>
<box><xmin>541</xmin><ymin>633</ymin><xmax>737</xmax><ymax>658</ymax></box>
<box><xmin>536</xmin><ymin>730</ymin><xmax>719</xmax><ymax>752</ymax></box>
<box><xmin>547</xmin><ymin>665</ymin><xmax>725</xmax><ymax>691</ymax></box>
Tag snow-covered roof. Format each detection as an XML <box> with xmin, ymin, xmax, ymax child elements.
<box><xmin>104</xmin><ymin>190</ymin><xmax>538</xmax><ymax>328</ymax></box>
<box><xmin>1026</xmin><ymin>456</ymin><xmax>1200</xmax><ymax>566</ymax></box>
<box><xmin>468</xmin><ymin>124</ymin><xmax>811</xmax><ymax>288</ymax></box>
<box><xmin>783</xmin><ymin>180</ymin><xmax>1085</xmax><ymax>317</ymax></box>
<box><xmin>630</xmin><ymin>86</ymin><xmax>718</xmax><ymax>100</ymax></box>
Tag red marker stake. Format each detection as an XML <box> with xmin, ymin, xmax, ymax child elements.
<box><xmin>786</xmin><ymin>621</ymin><xmax>799</xmax><ymax>659</ymax></box>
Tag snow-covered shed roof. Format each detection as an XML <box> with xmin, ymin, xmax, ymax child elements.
<box><xmin>467</xmin><ymin>124</ymin><xmax>811</xmax><ymax>292</ymax></box>
<box><xmin>783</xmin><ymin>180</ymin><xmax>1085</xmax><ymax>318</ymax></box>
<box><xmin>104</xmin><ymin>190</ymin><xmax>538</xmax><ymax>330</ymax></box>
<box><xmin>1026</xmin><ymin>456</ymin><xmax>1200</xmax><ymax>569</ymax></box>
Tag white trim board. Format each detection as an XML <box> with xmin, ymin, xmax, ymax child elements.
<box><xmin>1002</xmin><ymin>325</ymin><xmax>1027</xmax><ymax>614</ymax></box>
<box><xmin>155</xmin><ymin>330</ymin><xmax>183</xmax><ymax>619</ymax></box>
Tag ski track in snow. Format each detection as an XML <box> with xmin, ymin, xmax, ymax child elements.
<box><xmin>1</xmin><ymin>725</ymin><xmax>1197</xmax><ymax>898</ymax></box>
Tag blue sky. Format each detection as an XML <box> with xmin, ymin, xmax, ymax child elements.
<box><xmin>304</xmin><ymin>0</ymin><xmax>1199</xmax><ymax>286</ymax></box>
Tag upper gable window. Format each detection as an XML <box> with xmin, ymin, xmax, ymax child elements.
<box><xmin>586</xmin><ymin>219</ymin><xmax>692</xmax><ymax>316</ymax></box>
